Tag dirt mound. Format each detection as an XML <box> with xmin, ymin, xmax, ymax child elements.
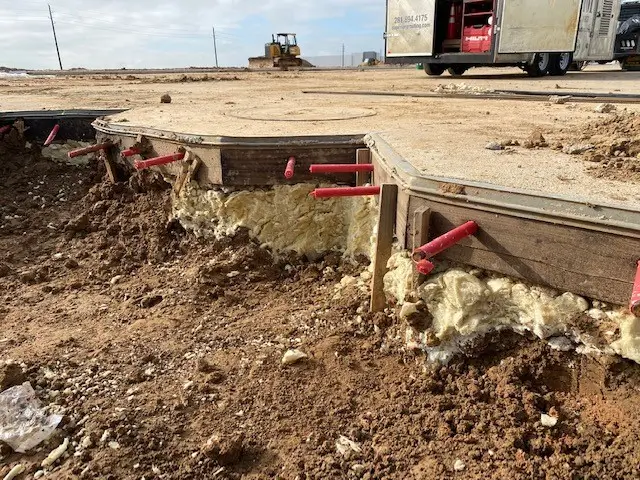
<box><xmin>3</xmin><ymin>141</ymin><xmax>640</xmax><ymax>479</ymax></box>
<box><xmin>558</xmin><ymin>112</ymin><xmax>640</xmax><ymax>183</ymax></box>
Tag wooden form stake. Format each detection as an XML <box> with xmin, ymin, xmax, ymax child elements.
<box><xmin>356</xmin><ymin>148</ymin><xmax>372</xmax><ymax>187</ymax></box>
<box><xmin>370</xmin><ymin>183</ymin><xmax>398</xmax><ymax>312</ymax></box>
<box><xmin>174</xmin><ymin>151</ymin><xmax>202</xmax><ymax>196</ymax></box>
<box><xmin>101</xmin><ymin>147</ymin><xmax>118</xmax><ymax>184</ymax></box>
<box><xmin>412</xmin><ymin>207</ymin><xmax>432</xmax><ymax>285</ymax></box>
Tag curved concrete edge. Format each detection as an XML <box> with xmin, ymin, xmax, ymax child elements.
<box><xmin>93</xmin><ymin>119</ymin><xmax>366</xmax><ymax>148</ymax></box>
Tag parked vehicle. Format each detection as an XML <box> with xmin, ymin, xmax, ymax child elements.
<box><xmin>385</xmin><ymin>0</ymin><xmax>622</xmax><ymax>77</ymax></box>
<box><xmin>615</xmin><ymin>0</ymin><xmax>640</xmax><ymax>70</ymax></box>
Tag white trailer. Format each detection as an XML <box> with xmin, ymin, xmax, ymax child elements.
<box><xmin>384</xmin><ymin>0</ymin><xmax>622</xmax><ymax>76</ymax></box>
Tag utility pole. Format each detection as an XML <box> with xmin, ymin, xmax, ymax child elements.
<box><xmin>48</xmin><ymin>4</ymin><xmax>63</xmax><ymax>70</ymax></box>
<box><xmin>212</xmin><ymin>27</ymin><xmax>219</xmax><ymax>68</ymax></box>
<box><xmin>341</xmin><ymin>43</ymin><xmax>345</xmax><ymax>68</ymax></box>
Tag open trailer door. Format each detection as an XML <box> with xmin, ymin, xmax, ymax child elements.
<box><xmin>498</xmin><ymin>0</ymin><xmax>582</xmax><ymax>53</ymax></box>
<box><xmin>385</xmin><ymin>0</ymin><xmax>437</xmax><ymax>57</ymax></box>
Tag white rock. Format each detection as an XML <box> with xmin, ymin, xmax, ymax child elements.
<box><xmin>108</xmin><ymin>441</ymin><xmax>120</xmax><ymax>450</ymax></box>
<box><xmin>485</xmin><ymin>142</ymin><xmax>503</xmax><ymax>151</ymax></box>
<box><xmin>33</xmin><ymin>471</ymin><xmax>45</xmax><ymax>479</ymax></box>
<box><xmin>399</xmin><ymin>302</ymin><xmax>420</xmax><ymax>320</ymax></box>
<box><xmin>335</xmin><ymin>436</ymin><xmax>362</xmax><ymax>458</ymax></box>
<box><xmin>563</xmin><ymin>144</ymin><xmax>594</xmax><ymax>155</ymax></box>
<box><xmin>594</xmin><ymin>103</ymin><xmax>616</xmax><ymax>113</ymax></box>
<box><xmin>41</xmin><ymin>437</ymin><xmax>69</xmax><ymax>467</ymax></box>
<box><xmin>52</xmin><ymin>253</ymin><xmax>65</xmax><ymax>261</ymax></box>
<box><xmin>453</xmin><ymin>459</ymin><xmax>466</xmax><ymax>471</ymax></box>
<box><xmin>540</xmin><ymin>413</ymin><xmax>558</xmax><ymax>427</ymax></box>
<box><xmin>281</xmin><ymin>349</ymin><xmax>308</xmax><ymax>365</ymax></box>
<box><xmin>99</xmin><ymin>430</ymin><xmax>110</xmax><ymax>443</ymax></box>
<box><xmin>3</xmin><ymin>465</ymin><xmax>25</xmax><ymax>480</ymax></box>
<box><xmin>110</xmin><ymin>275</ymin><xmax>124</xmax><ymax>285</ymax></box>
<box><xmin>81</xmin><ymin>436</ymin><xmax>93</xmax><ymax>449</ymax></box>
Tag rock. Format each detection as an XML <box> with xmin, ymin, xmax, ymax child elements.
<box><xmin>453</xmin><ymin>459</ymin><xmax>466</xmax><ymax>471</ymax></box>
<box><xmin>0</xmin><ymin>263</ymin><xmax>11</xmax><ymax>278</ymax></box>
<box><xmin>523</xmin><ymin>130</ymin><xmax>548</xmax><ymax>149</ymax></box>
<box><xmin>281</xmin><ymin>349</ymin><xmax>308</xmax><ymax>365</ymax></box>
<box><xmin>595</xmin><ymin>103</ymin><xmax>616</xmax><ymax>113</ymax></box>
<box><xmin>335</xmin><ymin>435</ymin><xmax>362</xmax><ymax>459</ymax></box>
<box><xmin>196</xmin><ymin>358</ymin><xmax>216</xmax><ymax>373</ymax></box>
<box><xmin>484</xmin><ymin>142</ymin><xmax>503</xmax><ymax>151</ymax></box>
<box><xmin>110</xmin><ymin>275</ymin><xmax>123</xmax><ymax>285</ymax></box>
<box><xmin>500</xmin><ymin>139</ymin><xmax>520</xmax><ymax>147</ymax></box>
<box><xmin>65</xmin><ymin>213</ymin><xmax>90</xmax><ymax>233</ymax></box>
<box><xmin>202</xmin><ymin>433</ymin><xmax>244</xmax><ymax>466</ymax></box>
<box><xmin>160</xmin><ymin>94</ymin><xmax>172</xmax><ymax>104</ymax></box>
<box><xmin>0</xmin><ymin>362</ymin><xmax>26</xmax><ymax>391</ymax></box>
<box><xmin>64</xmin><ymin>258</ymin><xmax>79</xmax><ymax>269</ymax></box>
<box><xmin>18</xmin><ymin>270</ymin><xmax>37</xmax><ymax>284</ymax></box>
<box><xmin>0</xmin><ymin>441</ymin><xmax>11</xmax><ymax>456</ymax></box>
<box><xmin>41</xmin><ymin>437</ymin><xmax>69</xmax><ymax>467</ymax></box>
<box><xmin>584</xmin><ymin>153</ymin><xmax>606</xmax><ymax>163</ymax></box>
<box><xmin>139</xmin><ymin>294</ymin><xmax>163</xmax><ymax>308</ymax></box>
<box><xmin>3</xmin><ymin>465</ymin><xmax>25</xmax><ymax>480</ymax></box>
<box><xmin>563</xmin><ymin>144</ymin><xmax>595</xmax><ymax>155</ymax></box>
<box><xmin>549</xmin><ymin>95</ymin><xmax>571</xmax><ymax>105</ymax></box>
<box><xmin>540</xmin><ymin>413</ymin><xmax>558</xmax><ymax>427</ymax></box>
<box><xmin>399</xmin><ymin>302</ymin><xmax>420</xmax><ymax>320</ymax></box>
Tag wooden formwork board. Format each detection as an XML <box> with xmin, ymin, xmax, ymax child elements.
<box><xmin>93</xmin><ymin>121</ymin><xmax>366</xmax><ymax>187</ymax></box>
<box><xmin>90</xmin><ymin>120</ymin><xmax>640</xmax><ymax>306</ymax></box>
<box><xmin>368</xmin><ymin>135</ymin><xmax>640</xmax><ymax>306</ymax></box>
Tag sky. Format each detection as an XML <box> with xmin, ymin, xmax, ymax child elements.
<box><xmin>0</xmin><ymin>0</ymin><xmax>385</xmax><ymax>69</ymax></box>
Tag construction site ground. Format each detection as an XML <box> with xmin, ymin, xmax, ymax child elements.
<box><xmin>2</xmin><ymin>65</ymin><xmax>640</xmax><ymax>206</ymax></box>
<box><xmin>1</xmin><ymin>66</ymin><xmax>640</xmax><ymax>479</ymax></box>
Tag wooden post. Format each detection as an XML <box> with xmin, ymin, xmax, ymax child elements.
<box><xmin>174</xmin><ymin>152</ymin><xmax>202</xmax><ymax>196</ymax></box>
<box><xmin>101</xmin><ymin>147</ymin><xmax>118</xmax><ymax>184</ymax></box>
<box><xmin>412</xmin><ymin>207</ymin><xmax>431</xmax><ymax>251</ymax></box>
<box><xmin>412</xmin><ymin>207</ymin><xmax>431</xmax><ymax>285</ymax></box>
<box><xmin>370</xmin><ymin>183</ymin><xmax>398</xmax><ymax>312</ymax></box>
<box><xmin>356</xmin><ymin>148</ymin><xmax>372</xmax><ymax>187</ymax></box>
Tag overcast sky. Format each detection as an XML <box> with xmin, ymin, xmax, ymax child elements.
<box><xmin>0</xmin><ymin>0</ymin><xmax>385</xmax><ymax>69</ymax></box>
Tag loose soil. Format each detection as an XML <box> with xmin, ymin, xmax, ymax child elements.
<box><xmin>555</xmin><ymin>112</ymin><xmax>640</xmax><ymax>184</ymax></box>
<box><xmin>2</xmin><ymin>143</ymin><xmax>640</xmax><ymax>479</ymax></box>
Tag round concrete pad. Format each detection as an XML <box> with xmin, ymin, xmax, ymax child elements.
<box><xmin>228</xmin><ymin>106</ymin><xmax>377</xmax><ymax>122</ymax></box>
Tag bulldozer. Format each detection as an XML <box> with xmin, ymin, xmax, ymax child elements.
<box><xmin>249</xmin><ymin>33</ymin><xmax>303</xmax><ymax>70</ymax></box>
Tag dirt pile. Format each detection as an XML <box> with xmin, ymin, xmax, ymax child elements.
<box><xmin>558</xmin><ymin>112</ymin><xmax>640</xmax><ymax>183</ymax></box>
<box><xmin>3</xmin><ymin>143</ymin><xmax>640</xmax><ymax>479</ymax></box>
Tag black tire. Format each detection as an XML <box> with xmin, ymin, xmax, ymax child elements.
<box><xmin>549</xmin><ymin>53</ymin><xmax>572</xmax><ymax>76</ymax></box>
<box><xmin>525</xmin><ymin>53</ymin><xmax>551</xmax><ymax>77</ymax></box>
<box><xmin>447</xmin><ymin>66</ymin><xmax>468</xmax><ymax>77</ymax></box>
<box><xmin>424</xmin><ymin>64</ymin><xmax>446</xmax><ymax>76</ymax></box>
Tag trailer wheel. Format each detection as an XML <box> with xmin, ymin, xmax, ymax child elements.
<box><xmin>447</xmin><ymin>66</ymin><xmax>468</xmax><ymax>77</ymax></box>
<box><xmin>525</xmin><ymin>53</ymin><xmax>551</xmax><ymax>77</ymax></box>
<box><xmin>424</xmin><ymin>64</ymin><xmax>446</xmax><ymax>76</ymax></box>
<box><xmin>549</xmin><ymin>53</ymin><xmax>572</xmax><ymax>76</ymax></box>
